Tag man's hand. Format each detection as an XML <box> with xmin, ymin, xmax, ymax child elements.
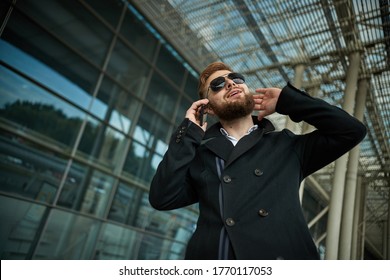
<box><xmin>185</xmin><ymin>99</ymin><xmax>209</xmax><ymax>130</ymax></box>
<box><xmin>253</xmin><ymin>87</ymin><xmax>282</xmax><ymax>121</ymax></box>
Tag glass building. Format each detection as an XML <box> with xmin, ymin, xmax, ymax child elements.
<box><xmin>0</xmin><ymin>0</ymin><xmax>202</xmax><ymax>260</ymax></box>
<box><xmin>1</xmin><ymin>0</ymin><xmax>387</xmax><ymax>260</ymax></box>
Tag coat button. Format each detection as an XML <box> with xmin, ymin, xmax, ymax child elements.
<box><xmin>223</xmin><ymin>175</ymin><xmax>232</xmax><ymax>183</ymax></box>
<box><xmin>258</xmin><ymin>209</ymin><xmax>269</xmax><ymax>217</ymax></box>
<box><xmin>254</xmin><ymin>169</ymin><xmax>263</xmax><ymax>176</ymax></box>
<box><xmin>225</xmin><ymin>218</ymin><xmax>235</xmax><ymax>226</ymax></box>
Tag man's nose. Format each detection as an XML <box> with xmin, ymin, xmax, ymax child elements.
<box><xmin>225</xmin><ymin>78</ymin><xmax>236</xmax><ymax>89</ymax></box>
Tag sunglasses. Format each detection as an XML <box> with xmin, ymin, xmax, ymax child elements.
<box><xmin>208</xmin><ymin>72</ymin><xmax>245</xmax><ymax>93</ymax></box>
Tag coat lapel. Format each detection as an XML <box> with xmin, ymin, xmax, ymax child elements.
<box><xmin>225</xmin><ymin>128</ymin><xmax>265</xmax><ymax>167</ymax></box>
<box><xmin>203</xmin><ymin>134</ymin><xmax>234</xmax><ymax>162</ymax></box>
<box><xmin>202</xmin><ymin>117</ymin><xmax>275</xmax><ymax>166</ymax></box>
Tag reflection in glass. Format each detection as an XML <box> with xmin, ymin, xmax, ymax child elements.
<box><xmin>108</xmin><ymin>181</ymin><xmax>137</xmax><ymax>224</ymax></box>
<box><xmin>78</xmin><ymin>116</ymin><xmax>128</xmax><ymax>171</ymax></box>
<box><xmin>95</xmin><ymin>222</ymin><xmax>186</xmax><ymax>260</ymax></box>
<box><xmin>184</xmin><ymin>73</ymin><xmax>199</xmax><ymax>101</ymax></box>
<box><xmin>14</xmin><ymin>0</ymin><xmax>113</xmax><ymax>67</ymax></box>
<box><xmin>155</xmin><ymin>139</ymin><xmax>168</xmax><ymax>157</ymax></box>
<box><xmin>106</xmin><ymin>39</ymin><xmax>150</xmax><ymax>98</ymax></box>
<box><xmin>0</xmin><ymin>196</ymin><xmax>46</xmax><ymax>259</ymax></box>
<box><xmin>138</xmin><ymin>102</ymin><xmax>171</xmax><ymax>142</ymax></box>
<box><xmin>3</xmin><ymin>10</ymin><xmax>100</xmax><ymax>95</ymax></box>
<box><xmin>145</xmin><ymin>72</ymin><xmax>179</xmax><ymax>120</ymax></box>
<box><xmin>0</xmin><ymin>65</ymin><xmax>86</xmax><ymax>149</ymax></box>
<box><xmin>176</xmin><ymin>97</ymin><xmax>192</xmax><ymax>125</ymax></box>
<box><xmin>93</xmin><ymin>77</ymin><xmax>139</xmax><ymax>134</ymax></box>
<box><xmin>57</xmin><ymin>164</ymin><xmax>114</xmax><ymax>218</ymax></box>
<box><xmin>0</xmin><ymin>130</ymin><xmax>67</xmax><ymax>203</ymax></box>
<box><xmin>0</xmin><ymin>40</ymin><xmax>94</xmax><ymax>111</ymax></box>
<box><xmin>122</xmin><ymin>140</ymin><xmax>154</xmax><ymax>184</ymax></box>
<box><xmin>94</xmin><ymin>223</ymin><xmax>139</xmax><ymax>259</ymax></box>
<box><xmin>83</xmin><ymin>0</ymin><xmax>123</xmax><ymax>27</ymax></box>
<box><xmin>121</xmin><ymin>106</ymin><xmax>171</xmax><ymax>183</ymax></box>
<box><xmin>134</xmin><ymin>125</ymin><xmax>154</xmax><ymax>148</ymax></box>
<box><xmin>33</xmin><ymin>209</ymin><xmax>100</xmax><ymax>259</ymax></box>
<box><xmin>120</xmin><ymin>7</ymin><xmax>158</xmax><ymax>62</ymax></box>
<box><xmin>133</xmin><ymin>193</ymin><xmax>193</xmax><ymax>259</ymax></box>
<box><xmin>0</xmin><ymin>0</ymin><xmax>202</xmax><ymax>261</ymax></box>
<box><xmin>156</xmin><ymin>45</ymin><xmax>186</xmax><ymax>86</ymax></box>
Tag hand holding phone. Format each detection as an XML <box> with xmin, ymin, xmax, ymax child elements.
<box><xmin>199</xmin><ymin>104</ymin><xmax>207</xmax><ymax>126</ymax></box>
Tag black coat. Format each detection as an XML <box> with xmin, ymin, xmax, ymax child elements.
<box><xmin>149</xmin><ymin>83</ymin><xmax>366</xmax><ymax>260</ymax></box>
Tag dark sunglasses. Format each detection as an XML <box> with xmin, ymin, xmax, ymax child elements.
<box><xmin>209</xmin><ymin>72</ymin><xmax>245</xmax><ymax>93</ymax></box>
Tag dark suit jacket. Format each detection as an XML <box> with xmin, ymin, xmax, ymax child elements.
<box><xmin>149</xmin><ymin>83</ymin><xmax>366</xmax><ymax>260</ymax></box>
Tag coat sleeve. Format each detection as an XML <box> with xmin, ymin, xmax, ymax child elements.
<box><xmin>149</xmin><ymin>118</ymin><xmax>203</xmax><ymax>210</ymax></box>
<box><xmin>276</xmin><ymin>82</ymin><xmax>367</xmax><ymax>178</ymax></box>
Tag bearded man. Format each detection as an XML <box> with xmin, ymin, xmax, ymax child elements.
<box><xmin>149</xmin><ymin>62</ymin><xmax>366</xmax><ymax>260</ymax></box>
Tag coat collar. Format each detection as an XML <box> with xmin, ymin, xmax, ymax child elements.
<box><xmin>202</xmin><ymin>116</ymin><xmax>275</xmax><ymax>167</ymax></box>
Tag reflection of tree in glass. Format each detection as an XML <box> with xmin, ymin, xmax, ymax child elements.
<box><xmin>0</xmin><ymin>100</ymin><xmax>97</xmax><ymax>151</ymax></box>
<box><xmin>0</xmin><ymin>101</ymin><xmax>156</xmax><ymax>183</ymax></box>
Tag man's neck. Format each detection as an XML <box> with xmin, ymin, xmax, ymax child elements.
<box><xmin>220</xmin><ymin>115</ymin><xmax>255</xmax><ymax>141</ymax></box>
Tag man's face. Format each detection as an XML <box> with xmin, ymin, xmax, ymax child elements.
<box><xmin>205</xmin><ymin>70</ymin><xmax>254</xmax><ymax>121</ymax></box>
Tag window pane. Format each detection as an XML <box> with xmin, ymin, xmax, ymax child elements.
<box><xmin>57</xmin><ymin>165</ymin><xmax>114</xmax><ymax>218</ymax></box>
<box><xmin>92</xmin><ymin>77</ymin><xmax>141</xmax><ymax>133</ymax></box>
<box><xmin>176</xmin><ymin>97</ymin><xmax>192</xmax><ymax>125</ymax></box>
<box><xmin>0</xmin><ymin>40</ymin><xmax>95</xmax><ymax>112</ymax></box>
<box><xmin>106</xmin><ymin>40</ymin><xmax>150</xmax><ymax>98</ymax></box>
<box><xmin>122</xmin><ymin>140</ymin><xmax>154</xmax><ymax>184</ymax></box>
<box><xmin>94</xmin><ymin>222</ymin><xmax>186</xmax><ymax>260</ymax></box>
<box><xmin>94</xmin><ymin>223</ymin><xmax>140</xmax><ymax>259</ymax></box>
<box><xmin>156</xmin><ymin>45</ymin><xmax>186</xmax><ymax>87</ymax></box>
<box><xmin>83</xmin><ymin>0</ymin><xmax>123</xmax><ymax>27</ymax></box>
<box><xmin>15</xmin><ymin>0</ymin><xmax>113</xmax><ymax>67</ymax></box>
<box><xmin>120</xmin><ymin>7</ymin><xmax>158</xmax><ymax>62</ymax></box>
<box><xmin>108</xmin><ymin>181</ymin><xmax>137</xmax><ymax>224</ymax></box>
<box><xmin>134</xmin><ymin>193</ymin><xmax>193</xmax><ymax>259</ymax></box>
<box><xmin>146</xmin><ymin>72</ymin><xmax>179</xmax><ymax>120</ymax></box>
<box><xmin>0</xmin><ymin>196</ymin><xmax>46</xmax><ymax>259</ymax></box>
<box><xmin>3</xmin><ymin>9</ymin><xmax>100</xmax><ymax>94</ymax></box>
<box><xmin>184</xmin><ymin>73</ymin><xmax>199</xmax><ymax>101</ymax></box>
<box><xmin>77</xmin><ymin>116</ymin><xmax>128</xmax><ymax>171</ymax></box>
<box><xmin>0</xmin><ymin>130</ymin><xmax>67</xmax><ymax>202</ymax></box>
<box><xmin>33</xmin><ymin>209</ymin><xmax>100</xmax><ymax>259</ymax></box>
<box><xmin>0</xmin><ymin>65</ymin><xmax>86</xmax><ymax>150</ymax></box>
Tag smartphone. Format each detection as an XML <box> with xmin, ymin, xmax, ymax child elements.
<box><xmin>199</xmin><ymin>104</ymin><xmax>207</xmax><ymax>126</ymax></box>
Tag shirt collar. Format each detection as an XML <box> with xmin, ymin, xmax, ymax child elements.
<box><xmin>220</xmin><ymin>124</ymin><xmax>259</xmax><ymax>146</ymax></box>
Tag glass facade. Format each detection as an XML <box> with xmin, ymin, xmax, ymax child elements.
<box><xmin>0</xmin><ymin>0</ymin><xmax>197</xmax><ymax>260</ymax></box>
<box><xmin>0</xmin><ymin>0</ymin><xmax>324</xmax><ymax>260</ymax></box>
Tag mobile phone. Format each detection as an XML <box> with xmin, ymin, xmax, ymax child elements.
<box><xmin>199</xmin><ymin>104</ymin><xmax>207</xmax><ymax>126</ymax></box>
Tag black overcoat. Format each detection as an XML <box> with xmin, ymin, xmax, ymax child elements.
<box><xmin>149</xmin><ymin>83</ymin><xmax>366</xmax><ymax>260</ymax></box>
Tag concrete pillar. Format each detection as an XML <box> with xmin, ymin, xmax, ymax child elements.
<box><xmin>359</xmin><ymin>180</ymin><xmax>367</xmax><ymax>259</ymax></box>
<box><xmin>339</xmin><ymin>78</ymin><xmax>368</xmax><ymax>259</ymax></box>
<box><xmin>351</xmin><ymin>176</ymin><xmax>361</xmax><ymax>259</ymax></box>
<box><xmin>325</xmin><ymin>51</ymin><xmax>361</xmax><ymax>260</ymax></box>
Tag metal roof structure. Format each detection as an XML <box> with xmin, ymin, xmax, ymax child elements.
<box><xmin>131</xmin><ymin>0</ymin><xmax>389</xmax><ymax>259</ymax></box>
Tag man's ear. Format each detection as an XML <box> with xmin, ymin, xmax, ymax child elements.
<box><xmin>206</xmin><ymin>105</ymin><xmax>215</xmax><ymax>116</ymax></box>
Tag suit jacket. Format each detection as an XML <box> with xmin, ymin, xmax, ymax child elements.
<box><xmin>149</xmin><ymin>83</ymin><xmax>366</xmax><ymax>260</ymax></box>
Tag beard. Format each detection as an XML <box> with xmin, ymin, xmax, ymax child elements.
<box><xmin>209</xmin><ymin>94</ymin><xmax>255</xmax><ymax>121</ymax></box>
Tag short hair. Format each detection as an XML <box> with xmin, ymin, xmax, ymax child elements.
<box><xmin>197</xmin><ymin>62</ymin><xmax>232</xmax><ymax>99</ymax></box>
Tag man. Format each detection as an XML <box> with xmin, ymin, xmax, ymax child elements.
<box><xmin>149</xmin><ymin>62</ymin><xmax>366</xmax><ymax>260</ymax></box>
